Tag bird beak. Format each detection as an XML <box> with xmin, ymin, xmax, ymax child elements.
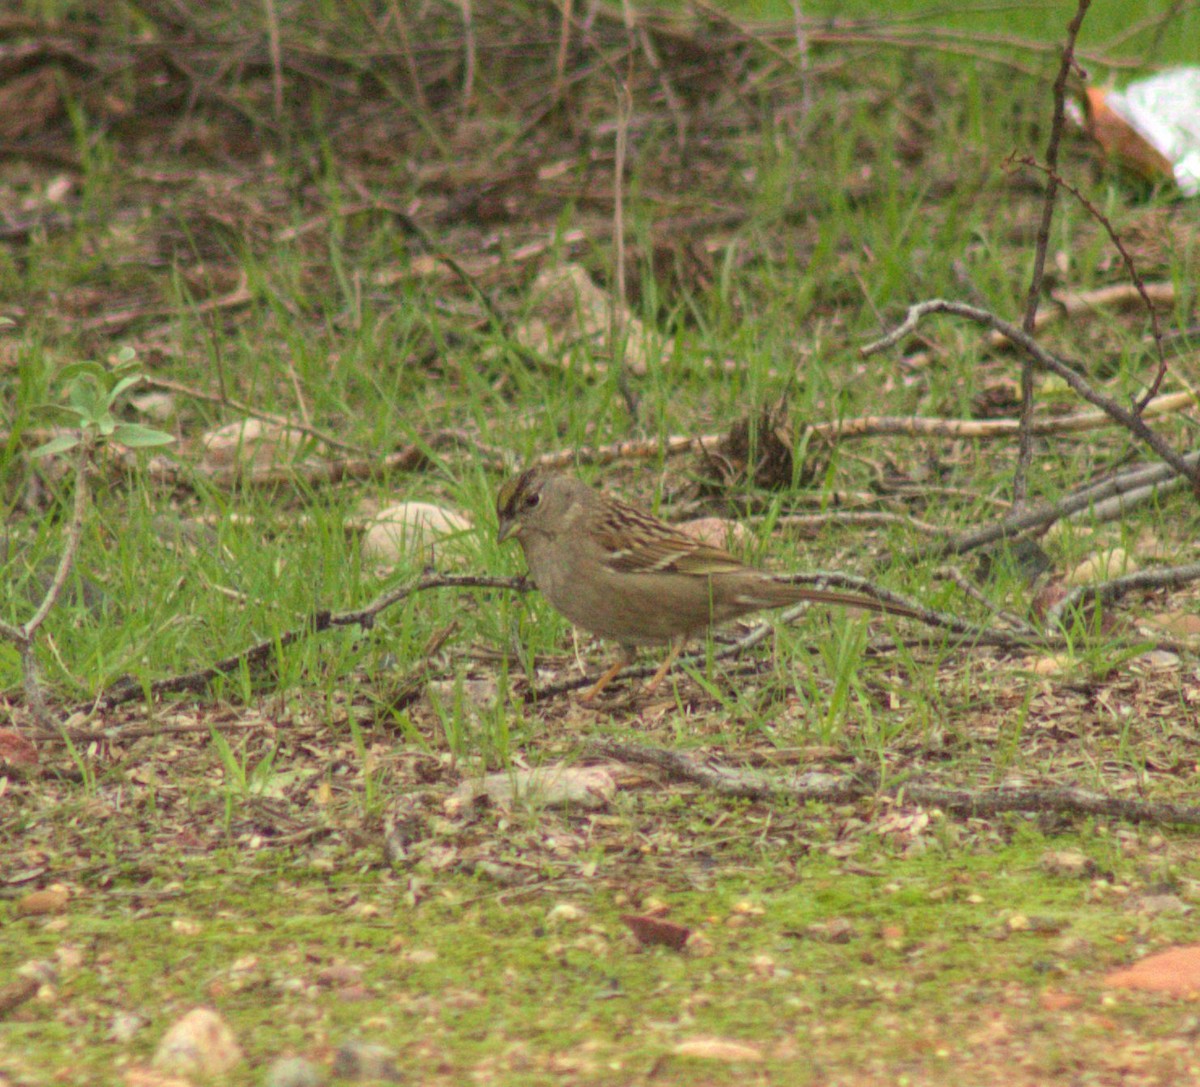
<box><xmin>496</xmin><ymin>516</ymin><xmax>518</xmax><ymax>543</ymax></box>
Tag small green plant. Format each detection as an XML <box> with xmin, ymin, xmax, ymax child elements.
<box><xmin>32</xmin><ymin>347</ymin><xmax>175</xmax><ymax>458</ymax></box>
<box><xmin>1</xmin><ymin>347</ymin><xmax>173</xmax><ymax>721</ymax></box>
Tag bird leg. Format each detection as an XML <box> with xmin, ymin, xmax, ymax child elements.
<box><xmin>643</xmin><ymin>635</ymin><xmax>687</xmax><ymax>695</ymax></box>
<box><xmin>580</xmin><ymin>646</ymin><xmax>636</xmax><ymax>702</ymax></box>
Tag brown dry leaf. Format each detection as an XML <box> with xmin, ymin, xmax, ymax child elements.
<box><xmin>1040</xmin><ymin>989</ymin><xmax>1083</xmax><ymax>1011</ymax></box>
<box><xmin>0</xmin><ymin>68</ymin><xmax>62</xmax><ymax>141</ymax></box>
<box><xmin>0</xmin><ymin>730</ymin><xmax>38</xmax><ymax>769</ymax></box>
<box><xmin>1029</xmin><ymin>578</ymin><xmax>1068</xmax><ymax>620</ymax></box>
<box><xmin>1026</xmin><ymin>654</ymin><xmax>1074</xmax><ymax>676</ymax></box>
<box><xmin>673</xmin><ymin>1037</ymin><xmax>764</xmax><ymax>1063</ymax></box>
<box><xmin>15</xmin><ymin>888</ymin><xmax>68</xmax><ymax>917</ymax></box>
<box><xmin>622</xmin><ymin>914</ymin><xmax>692</xmax><ymax>951</ymax></box>
<box><xmin>124</xmin><ymin>1070</ymin><xmax>194</xmax><ymax>1087</ymax></box>
<box><xmin>1105</xmin><ymin>944</ymin><xmax>1200</xmax><ymax>994</ymax></box>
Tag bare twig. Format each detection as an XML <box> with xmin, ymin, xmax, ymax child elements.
<box><xmin>861</xmin><ymin>299</ymin><xmax>1200</xmax><ymax>489</ymax></box>
<box><xmin>0</xmin><ymin>434</ymin><xmax>94</xmax><ymax>723</ymax></box>
<box><xmin>80</xmin><ymin>574</ymin><xmax>532</xmax><ymax>713</ymax></box>
<box><xmin>139</xmin><ymin>376</ymin><xmax>362</xmax><ymax>454</ymax></box>
<box><xmin>935</xmin><ymin>450</ymin><xmax>1200</xmax><ymax>555</ymax></box>
<box><xmin>1014</xmin><ymin>0</ymin><xmax>1091</xmax><ymax>508</ymax></box>
<box><xmin>610</xmin><ymin>69</ymin><xmax>638</xmax><ymax>419</ymax></box>
<box><xmin>1047</xmin><ymin>562</ymin><xmax>1200</xmax><ymax>627</ymax></box>
<box><xmin>1011</xmin><ymin>153</ymin><xmax>1168</xmax><ymax>405</ymax></box>
<box><xmin>591</xmin><ymin>742</ymin><xmax>1200</xmax><ymax>827</ymax></box>
<box><xmin>262</xmin><ymin>0</ymin><xmax>284</xmax><ymax>122</ymax></box>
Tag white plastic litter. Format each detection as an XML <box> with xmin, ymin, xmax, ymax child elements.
<box><xmin>1104</xmin><ymin>67</ymin><xmax>1200</xmax><ymax>196</ymax></box>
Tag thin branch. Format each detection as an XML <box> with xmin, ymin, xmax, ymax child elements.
<box><xmin>1011</xmin><ymin>152</ymin><xmax>1168</xmax><ymax>405</ymax></box>
<box><xmin>1047</xmin><ymin>562</ymin><xmax>1200</xmax><ymax>627</ymax></box>
<box><xmin>935</xmin><ymin>451</ymin><xmax>1200</xmax><ymax>556</ymax></box>
<box><xmin>80</xmin><ymin>574</ymin><xmax>532</xmax><ymax>713</ymax></box>
<box><xmin>861</xmin><ymin>299</ymin><xmax>1200</xmax><ymax>489</ymax></box>
<box><xmin>1014</xmin><ymin>0</ymin><xmax>1091</xmax><ymax>508</ymax></box>
<box><xmin>140</xmin><ymin>375</ymin><xmax>367</xmax><ymax>456</ymax></box>
<box><xmin>591</xmin><ymin>742</ymin><xmax>1200</xmax><ymax>827</ymax></box>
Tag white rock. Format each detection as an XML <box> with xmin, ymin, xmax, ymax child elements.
<box><xmin>151</xmin><ymin>1007</ymin><xmax>243</xmax><ymax>1077</ymax></box>
<box><xmin>200</xmin><ymin>418</ymin><xmax>318</xmax><ymax>471</ymax></box>
<box><xmin>362</xmin><ymin>502</ymin><xmax>473</xmax><ymax>565</ymax></box>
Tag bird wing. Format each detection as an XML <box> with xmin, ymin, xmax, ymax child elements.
<box><xmin>595</xmin><ymin>500</ymin><xmax>745</xmax><ymax>576</ymax></box>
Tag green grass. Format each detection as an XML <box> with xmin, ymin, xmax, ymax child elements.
<box><xmin>3</xmin><ymin>0</ymin><xmax>1200</xmax><ymax>1082</ymax></box>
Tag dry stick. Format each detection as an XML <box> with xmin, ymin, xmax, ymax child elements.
<box><xmin>1082</xmin><ymin>473</ymin><xmax>1192</xmax><ymax>526</ymax></box>
<box><xmin>387</xmin><ymin>0</ymin><xmax>429</xmax><ymax>113</ymax></box>
<box><xmin>937</xmin><ymin>450</ymin><xmax>1200</xmax><ymax>556</ymax></box>
<box><xmin>1012</xmin><ymin>154</ymin><xmax>1168</xmax><ymax>406</ymax></box>
<box><xmin>458</xmin><ymin>0</ymin><xmax>476</xmax><ymax>110</ymax></box>
<box><xmin>140</xmin><ymin>375</ymin><xmax>366</xmax><ymax>456</ymax></box>
<box><xmin>1047</xmin><ymin>562</ymin><xmax>1200</xmax><ymax>627</ymax></box>
<box><xmin>880</xmin><ymin>281</ymin><xmax>1176</xmax><ymax>370</ymax></box>
<box><xmin>810</xmin><ymin>393</ymin><xmax>1197</xmax><ymax>440</ymax></box>
<box><xmin>552</xmin><ymin>0</ymin><xmax>573</xmax><ymax>105</ymax></box>
<box><xmin>932</xmin><ymin>565</ymin><xmax>1039</xmax><ymax>636</ymax></box>
<box><xmin>860</xmin><ymin>300</ymin><xmax>1200</xmax><ymax>489</ymax></box>
<box><xmin>77</xmin><ymin>574</ymin><xmax>531</xmax><ymax>714</ymax></box>
<box><xmin>610</xmin><ymin>53</ymin><xmax>638</xmax><ymax>419</ymax></box>
<box><xmin>590</xmin><ymin>742</ymin><xmax>1200</xmax><ymax>827</ymax></box>
<box><xmin>525</xmin><ymin>389</ymin><xmax>1196</xmax><ymax>473</ymax></box>
<box><xmin>0</xmin><ymin>434</ymin><xmax>93</xmax><ymax>723</ymax></box>
<box><xmin>1014</xmin><ymin>0</ymin><xmax>1091</xmax><ymax>508</ymax></box>
<box><xmin>81</xmin><ymin>278</ymin><xmax>253</xmax><ymax>335</ymax></box>
<box><xmin>774</xmin><ymin>511</ymin><xmax>948</xmax><ymax>537</ymax></box>
<box><xmin>262</xmin><ymin>0</ymin><xmax>284</xmax><ymax>123</ymax></box>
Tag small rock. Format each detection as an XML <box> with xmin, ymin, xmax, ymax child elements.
<box><xmin>1131</xmin><ymin>893</ymin><xmax>1190</xmax><ymax>917</ymax></box>
<box><xmin>673</xmin><ymin>1036</ymin><xmax>764</xmax><ymax>1063</ymax></box>
<box><xmin>804</xmin><ymin>918</ymin><xmax>857</xmax><ymax>943</ymax></box>
<box><xmin>446</xmin><ymin>765</ymin><xmax>616</xmax><ymax>814</ymax></box>
<box><xmin>152</xmin><ymin>1007</ymin><xmax>242</xmax><ymax>1077</ymax></box>
<box><xmin>109</xmin><ymin>1012</ymin><xmax>147</xmax><ymax>1043</ymax></box>
<box><xmin>200</xmin><ymin>418</ymin><xmax>319</xmax><ymax>472</ymax></box>
<box><xmin>332</xmin><ymin>1041</ymin><xmax>402</xmax><ymax>1082</ymax></box>
<box><xmin>1065</xmin><ymin>547</ymin><xmax>1134</xmax><ymax>586</ymax></box>
<box><xmin>263</xmin><ymin>1056</ymin><xmax>326</xmax><ymax>1087</ymax></box>
<box><xmin>1040</xmin><ymin>850</ymin><xmax>1095</xmax><ymax>878</ymax></box>
<box><xmin>676</xmin><ymin>517</ymin><xmax>750</xmax><ymax>550</ymax></box>
<box><xmin>361</xmin><ymin>502</ymin><xmax>473</xmax><ymax>565</ymax></box>
<box><xmin>129</xmin><ymin>391</ymin><xmax>176</xmax><ymax>422</ymax></box>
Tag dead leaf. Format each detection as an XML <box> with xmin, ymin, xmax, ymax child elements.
<box><xmin>1105</xmin><ymin>944</ymin><xmax>1200</xmax><ymax>994</ymax></box>
<box><xmin>0</xmin><ymin>730</ymin><xmax>38</xmax><ymax>769</ymax></box>
<box><xmin>15</xmin><ymin>888</ymin><xmax>68</xmax><ymax>917</ymax></box>
<box><xmin>622</xmin><ymin>914</ymin><xmax>691</xmax><ymax>951</ymax></box>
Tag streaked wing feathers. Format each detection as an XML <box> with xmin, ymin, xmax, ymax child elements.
<box><xmin>596</xmin><ymin>498</ymin><xmax>745</xmax><ymax>576</ymax></box>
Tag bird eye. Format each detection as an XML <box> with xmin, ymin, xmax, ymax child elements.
<box><xmin>523</xmin><ymin>492</ymin><xmax>541</xmax><ymax>510</ymax></box>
